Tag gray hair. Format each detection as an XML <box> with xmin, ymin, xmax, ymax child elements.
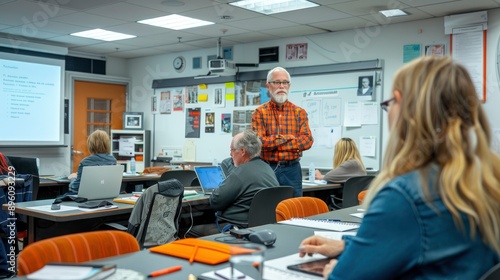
<box><xmin>234</xmin><ymin>130</ymin><xmax>262</xmax><ymax>158</ymax></box>
<box><xmin>267</xmin><ymin>67</ymin><xmax>291</xmax><ymax>83</ymax></box>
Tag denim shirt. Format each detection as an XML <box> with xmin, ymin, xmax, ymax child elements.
<box><xmin>331</xmin><ymin>166</ymin><xmax>499</xmax><ymax>280</ymax></box>
<box><xmin>68</xmin><ymin>153</ymin><xmax>117</xmax><ymax>193</ymax></box>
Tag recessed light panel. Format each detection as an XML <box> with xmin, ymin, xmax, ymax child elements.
<box><xmin>138</xmin><ymin>14</ymin><xmax>214</xmax><ymax>30</ymax></box>
<box><xmin>379</xmin><ymin>9</ymin><xmax>408</xmax><ymax>18</ymax></box>
<box><xmin>70</xmin><ymin>29</ymin><xmax>136</xmax><ymax>41</ymax></box>
<box><xmin>230</xmin><ymin>0</ymin><xmax>319</xmax><ymax>15</ymax></box>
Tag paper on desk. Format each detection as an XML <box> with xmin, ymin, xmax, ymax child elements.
<box><xmin>350</xmin><ymin>212</ymin><xmax>364</xmax><ymax>219</ymax></box>
<box><xmin>27</xmin><ymin>265</ymin><xmax>96</xmax><ymax>279</ymax></box>
<box><xmin>314</xmin><ymin>231</ymin><xmax>356</xmax><ymax>240</ymax></box>
<box><xmin>264</xmin><ymin>253</ymin><xmax>324</xmax><ymax>280</ymax></box>
<box><xmin>201</xmin><ymin>267</ymin><xmax>254</xmax><ymax>280</ymax></box>
<box><xmin>77</xmin><ymin>205</ymin><xmax>118</xmax><ymax>212</ymax></box>
<box><xmin>26</xmin><ymin>205</ymin><xmax>79</xmax><ymax>212</ymax></box>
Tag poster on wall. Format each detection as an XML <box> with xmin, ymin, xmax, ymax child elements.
<box><xmin>186</xmin><ymin>108</ymin><xmax>201</xmax><ymax>138</ymax></box>
<box><xmin>286</xmin><ymin>43</ymin><xmax>308</xmax><ymax>61</ymax></box>
<box><xmin>214</xmin><ymin>87</ymin><xmax>225</xmax><ymax>107</ymax></box>
<box><xmin>173</xmin><ymin>88</ymin><xmax>184</xmax><ymax>111</ymax></box>
<box><xmin>205</xmin><ymin>112</ymin><xmax>215</xmax><ymax>133</ymax></box>
<box><xmin>160</xmin><ymin>91</ymin><xmax>171</xmax><ymax>114</ymax></box>
<box><xmin>221</xmin><ymin>113</ymin><xmax>232</xmax><ymax>134</ymax></box>
<box><xmin>186</xmin><ymin>86</ymin><xmax>198</xmax><ymax>104</ymax></box>
<box><xmin>151</xmin><ymin>96</ymin><xmax>158</xmax><ymax>114</ymax></box>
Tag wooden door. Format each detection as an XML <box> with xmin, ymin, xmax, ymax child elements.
<box><xmin>72</xmin><ymin>81</ymin><xmax>126</xmax><ymax>172</ymax></box>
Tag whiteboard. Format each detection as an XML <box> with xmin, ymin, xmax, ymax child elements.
<box><xmin>153</xmin><ymin>70</ymin><xmax>383</xmax><ymax>171</ymax></box>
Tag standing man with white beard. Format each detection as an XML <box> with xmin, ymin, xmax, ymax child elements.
<box><xmin>251</xmin><ymin>67</ymin><xmax>314</xmax><ymax>197</ymax></box>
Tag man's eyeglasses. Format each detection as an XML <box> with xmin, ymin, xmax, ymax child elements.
<box><xmin>269</xmin><ymin>81</ymin><xmax>290</xmax><ymax>86</ymax></box>
<box><xmin>380</xmin><ymin>97</ymin><xmax>396</xmax><ymax>112</ymax></box>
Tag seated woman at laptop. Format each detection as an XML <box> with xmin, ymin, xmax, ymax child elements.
<box><xmin>68</xmin><ymin>130</ymin><xmax>116</xmax><ymax>194</ymax></box>
<box><xmin>298</xmin><ymin>56</ymin><xmax>500</xmax><ymax>279</ymax></box>
<box><xmin>314</xmin><ymin>137</ymin><xmax>366</xmax><ymax>183</ymax></box>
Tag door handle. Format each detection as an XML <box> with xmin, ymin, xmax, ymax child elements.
<box><xmin>72</xmin><ymin>150</ymin><xmax>84</xmax><ymax>155</ymax></box>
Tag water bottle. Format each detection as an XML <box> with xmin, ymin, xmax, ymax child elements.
<box><xmin>309</xmin><ymin>162</ymin><xmax>315</xmax><ymax>183</ymax></box>
<box><xmin>130</xmin><ymin>157</ymin><xmax>136</xmax><ymax>174</ymax></box>
<box><xmin>212</xmin><ymin>158</ymin><xmax>218</xmax><ymax>166</ymax></box>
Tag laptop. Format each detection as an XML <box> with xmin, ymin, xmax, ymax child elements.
<box><xmin>194</xmin><ymin>166</ymin><xmax>226</xmax><ymax>195</ymax></box>
<box><xmin>72</xmin><ymin>165</ymin><xmax>124</xmax><ymax>200</ymax></box>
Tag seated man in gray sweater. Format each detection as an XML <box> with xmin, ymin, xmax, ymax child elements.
<box><xmin>188</xmin><ymin>130</ymin><xmax>279</xmax><ymax>236</ymax></box>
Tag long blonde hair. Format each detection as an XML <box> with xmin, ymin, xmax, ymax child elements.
<box><xmin>364</xmin><ymin>56</ymin><xmax>500</xmax><ymax>254</ymax></box>
<box><xmin>333</xmin><ymin>138</ymin><xmax>365</xmax><ymax>170</ymax></box>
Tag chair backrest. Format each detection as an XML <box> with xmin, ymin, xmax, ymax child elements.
<box><xmin>160</xmin><ymin>169</ymin><xmax>197</xmax><ymax>188</ymax></box>
<box><xmin>127</xmin><ymin>179</ymin><xmax>184</xmax><ymax>249</ymax></box>
<box><xmin>479</xmin><ymin>263</ymin><xmax>500</xmax><ymax>280</ymax></box>
<box><xmin>342</xmin><ymin>175</ymin><xmax>375</xmax><ymax>208</ymax></box>
<box><xmin>17</xmin><ymin>230</ymin><xmax>140</xmax><ymax>276</ymax></box>
<box><xmin>247</xmin><ymin>186</ymin><xmax>294</xmax><ymax>227</ymax></box>
<box><xmin>276</xmin><ymin>197</ymin><xmax>329</xmax><ymax>222</ymax></box>
<box><xmin>7</xmin><ymin>156</ymin><xmax>39</xmax><ymax>200</ymax></box>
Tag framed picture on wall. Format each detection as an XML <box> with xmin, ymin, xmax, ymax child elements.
<box><xmin>123</xmin><ymin>112</ymin><xmax>143</xmax><ymax>130</ymax></box>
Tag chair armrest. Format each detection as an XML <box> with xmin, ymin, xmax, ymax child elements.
<box><xmin>0</xmin><ymin>177</ymin><xmax>25</xmax><ymax>188</ymax></box>
<box><xmin>330</xmin><ymin>194</ymin><xmax>343</xmax><ymax>210</ymax></box>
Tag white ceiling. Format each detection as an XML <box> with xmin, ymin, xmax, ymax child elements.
<box><xmin>0</xmin><ymin>0</ymin><xmax>499</xmax><ymax>59</ymax></box>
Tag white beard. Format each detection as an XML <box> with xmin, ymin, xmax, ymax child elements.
<box><xmin>270</xmin><ymin>89</ymin><xmax>288</xmax><ymax>104</ymax></box>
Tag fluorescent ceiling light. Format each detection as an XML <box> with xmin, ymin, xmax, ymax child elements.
<box><xmin>230</xmin><ymin>0</ymin><xmax>319</xmax><ymax>15</ymax></box>
<box><xmin>138</xmin><ymin>14</ymin><xmax>214</xmax><ymax>30</ymax></box>
<box><xmin>70</xmin><ymin>29</ymin><xmax>136</xmax><ymax>41</ymax></box>
<box><xmin>379</xmin><ymin>9</ymin><xmax>408</xmax><ymax>17</ymax></box>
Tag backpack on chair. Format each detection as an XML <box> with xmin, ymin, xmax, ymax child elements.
<box><xmin>127</xmin><ymin>179</ymin><xmax>184</xmax><ymax>249</ymax></box>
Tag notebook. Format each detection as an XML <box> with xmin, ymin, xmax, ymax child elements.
<box><xmin>279</xmin><ymin>218</ymin><xmax>360</xmax><ymax>232</ymax></box>
<box><xmin>193</xmin><ymin>166</ymin><xmax>226</xmax><ymax>194</ymax></box>
<box><xmin>72</xmin><ymin>165</ymin><xmax>124</xmax><ymax>200</ymax></box>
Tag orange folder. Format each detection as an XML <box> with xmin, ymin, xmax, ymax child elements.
<box><xmin>149</xmin><ymin>238</ymin><xmax>254</xmax><ymax>265</ymax></box>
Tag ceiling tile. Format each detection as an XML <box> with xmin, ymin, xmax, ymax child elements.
<box><xmin>85</xmin><ymin>2</ymin><xmax>165</xmax><ymax>21</ymax></box>
<box><xmin>261</xmin><ymin>25</ymin><xmax>327</xmax><ymax>38</ymax></box>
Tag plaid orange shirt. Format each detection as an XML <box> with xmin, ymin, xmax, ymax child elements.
<box><xmin>251</xmin><ymin>100</ymin><xmax>313</xmax><ymax>162</ymax></box>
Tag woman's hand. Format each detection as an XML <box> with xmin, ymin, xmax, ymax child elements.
<box><xmin>314</xmin><ymin>170</ymin><xmax>323</xmax><ymax>180</ymax></box>
<box><xmin>323</xmin><ymin>259</ymin><xmax>338</xmax><ymax>279</ymax></box>
<box><xmin>298</xmin><ymin>236</ymin><xmax>344</xmax><ymax>258</ymax></box>
<box><xmin>68</xmin><ymin>172</ymin><xmax>77</xmax><ymax>179</ymax></box>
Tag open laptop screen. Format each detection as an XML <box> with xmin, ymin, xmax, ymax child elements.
<box><xmin>194</xmin><ymin>166</ymin><xmax>226</xmax><ymax>194</ymax></box>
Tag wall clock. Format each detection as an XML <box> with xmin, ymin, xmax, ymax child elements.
<box><xmin>173</xmin><ymin>56</ymin><xmax>185</xmax><ymax>72</ymax></box>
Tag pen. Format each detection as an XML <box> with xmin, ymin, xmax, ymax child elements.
<box><xmin>189</xmin><ymin>245</ymin><xmax>199</xmax><ymax>264</ymax></box>
<box><xmin>313</xmin><ymin>219</ymin><xmax>341</xmax><ymax>222</ymax></box>
<box><xmin>147</xmin><ymin>265</ymin><xmax>182</xmax><ymax>278</ymax></box>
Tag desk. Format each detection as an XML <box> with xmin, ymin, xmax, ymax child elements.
<box><xmin>5</xmin><ymin>193</ymin><xmax>210</xmax><ymax>244</ymax></box>
<box><xmin>37</xmin><ymin>175</ymin><xmax>162</xmax><ymax>199</ymax></box>
<box><xmin>14</xmin><ymin>207</ymin><xmax>359</xmax><ymax>279</ymax></box>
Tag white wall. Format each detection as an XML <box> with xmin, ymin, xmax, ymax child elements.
<box><xmin>129</xmin><ymin>10</ymin><xmax>500</xmax><ymax>165</ymax></box>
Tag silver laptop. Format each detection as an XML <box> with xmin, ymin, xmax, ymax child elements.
<box><xmin>193</xmin><ymin>166</ymin><xmax>226</xmax><ymax>195</ymax></box>
<box><xmin>73</xmin><ymin>165</ymin><xmax>124</xmax><ymax>200</ymax></box>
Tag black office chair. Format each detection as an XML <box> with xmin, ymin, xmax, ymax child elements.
<box><xmin>159</xmin><ymin>170</ymin><xmax>198</xmax><ymax>188</ymax></box>
<box><xmin>6</xmin><ymin>156</ymin><xmax>40</xmax><ymax>200</ymax></box>
<box><xmin>246</xmin><ymin>186</ymin><xmax>294</xmax><ymax>227</ymax></box>
<box><xmin>479</xmin><ymin>263</ymin><xmax>500</xmax><ymax>280</ymax></box>
<box><xmin>331</xmin><ymin>175</ymin><xmax>375</xmax><ymax>209</ymax></box>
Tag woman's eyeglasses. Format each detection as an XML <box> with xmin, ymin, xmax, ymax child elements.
<box><xmin>380</xmin><ymin>97</ymin><xmax>396</xmax><ymax>112</ymax></box>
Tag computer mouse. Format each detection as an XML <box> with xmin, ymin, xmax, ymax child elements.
<box><xmin>247</xmin><ymin>229</ymin><xmax>276</xmax><ymax>246</ymax></box>
<box><xmin>51</xmin><ymin>203</ymin><xmax>61</xmax><ymax>210</ymax></box>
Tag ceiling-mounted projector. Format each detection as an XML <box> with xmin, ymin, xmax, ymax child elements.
<box><xmin>208</xmin><ymin>58</ymin><xmax>235</xmax><ymax>73</ymax></box>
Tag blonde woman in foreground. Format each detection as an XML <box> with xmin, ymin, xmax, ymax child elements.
<box><xmin>314</xmin><ymin>137</ymin><xmax>366</xmax><ymax>183</ymax></box>
<box><xmin>299</xmin><ymin>56</ymin><xmax>500</xmax><ymax>279</ymax></box>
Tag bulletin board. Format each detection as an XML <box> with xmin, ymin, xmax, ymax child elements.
<box><xmin>287</xmin><ymin>70</ymin><xmax>383</xmax><ymax>171</ymax></box>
